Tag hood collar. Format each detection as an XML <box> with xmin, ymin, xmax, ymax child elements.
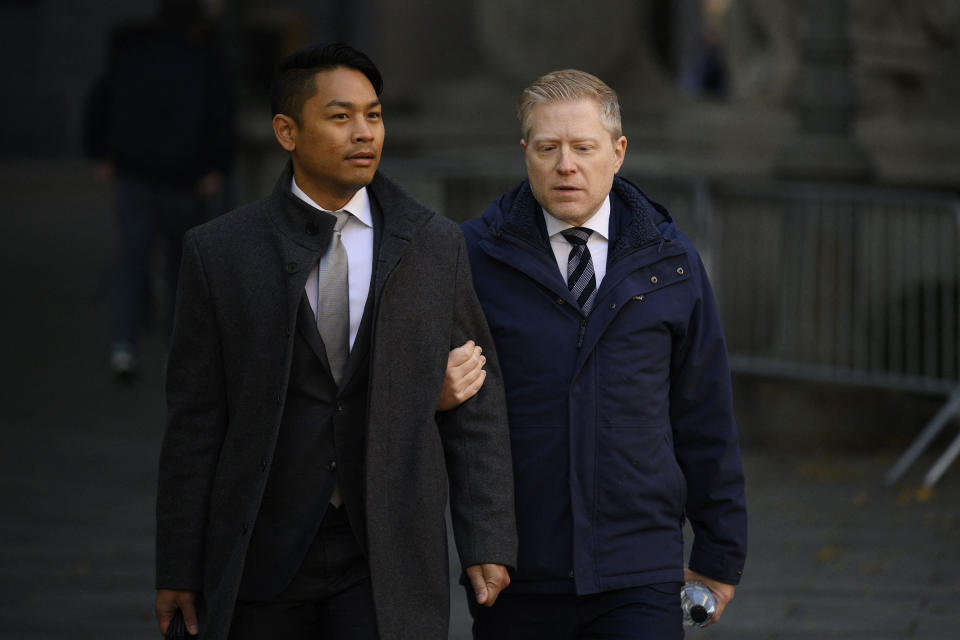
<box><xmin>488</xmin><ymin>175</ymin><xmax>668</xmax><ymax>262</ymax></box>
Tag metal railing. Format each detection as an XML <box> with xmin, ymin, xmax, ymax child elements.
<box><xmin>706</xmin><ymin>181</ymin><xmax>960</xmax><ymax>487</ymax></box>
<box><xmin>713</xmin><ymin>182</ymin><xmax>960</xmax><ymax>394</ymax></box>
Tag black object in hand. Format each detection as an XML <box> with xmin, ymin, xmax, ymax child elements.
<box><xmin>165</xmin><ymin>610</ymin><xmax>189</xmax><ymax>640</ymax></box>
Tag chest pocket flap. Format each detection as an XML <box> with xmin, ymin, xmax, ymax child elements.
<box><xmin>627</xmin><ymin>255</ymin><xmax>691</xmax><ymax>301</ymax></box>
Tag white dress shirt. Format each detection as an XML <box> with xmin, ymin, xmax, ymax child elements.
<box><xmin>292</xmin><ymin>178</ymin><xmax>374</xmax><ymax>350</ymax></box>
<box><xmin>543</xmin><ymin>195</ymin><xmax>610</xmax><ymax>289</ymax></box>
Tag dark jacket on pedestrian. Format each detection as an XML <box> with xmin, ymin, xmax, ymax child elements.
<box><xmin>83</xmin><ymin>22</ymin><xmax>234</xmax><ymax>188</ymax></box>
<box><xmin>461</xmin><ymin>176</ymin><xmax>747</xmax><ymax>594</ymax></box>
<box><xmin>157</xmin><ymin>165</ymin><xmax>517</xmax><ymax>640</ymax></box>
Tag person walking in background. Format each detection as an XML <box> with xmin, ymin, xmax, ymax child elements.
<box><xmin>83</xmin><ymin>0</ymin><xmax>234</xmax><ymax>379</ymax></box>
<box><xmin>154</xmin><ymin>43</ymin><xmax>516</xmax><ymax>640</ymax></box>
<box><xmin>445</xmin><ymin>68</ymin><xmax>747</xmax><ymax>639</ymax></box>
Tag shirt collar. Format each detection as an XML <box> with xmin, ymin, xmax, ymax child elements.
<box><xmin>542</xmin><ymin>195</ymin><xmax>611</xmax><ymax>240</ymax></box>
<box><xmin>290</xmin><ymin>177</ymin><xmax>374</xmax><ymax>228</ymax></box>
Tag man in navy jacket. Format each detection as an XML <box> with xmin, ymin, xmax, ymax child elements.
<box><xmin>450</xmin><ymin>69</ymin><xmax>747</xmax><ymax>639</ymax></box>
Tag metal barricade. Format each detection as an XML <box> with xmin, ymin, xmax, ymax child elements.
<box><xmin>709</xmin><ymin>181</ymin><xmax>960</xmax><ymax>487</ymax></box>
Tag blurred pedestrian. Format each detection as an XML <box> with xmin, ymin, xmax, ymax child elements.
<box><xmin>84</xmin><ymin>0</ymin><xmax>234</xmax><ymax>379</ymax></box>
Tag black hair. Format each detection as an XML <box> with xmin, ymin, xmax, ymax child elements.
<box><xmin>157</xmin><ymin>0</ymin><xmax>204</xmax><ymax>31</ymax></box>
<box><xmin>270</xmin><ymin>42</ymin><xmax>383</xmax><ymax>124</ymax></box>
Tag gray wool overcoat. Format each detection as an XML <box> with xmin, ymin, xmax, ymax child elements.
<box><xmin>156</xmin><ymin>166</ymin><xmax>517</xmax><ymax>640</ymax></box>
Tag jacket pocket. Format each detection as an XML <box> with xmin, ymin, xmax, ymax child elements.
<box><xmin>593</xmin><ymin>425</ymin><xmax>685</xmax><ymax>578</ymax></box>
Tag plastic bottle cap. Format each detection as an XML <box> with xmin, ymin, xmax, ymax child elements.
<box><xmin>690</xmin><ymin>605</ymin><xmax>709</xmax><ymax>624</ymax></box>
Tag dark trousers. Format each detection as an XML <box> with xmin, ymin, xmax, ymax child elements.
<box><xmin>467</xmin><ymin>583</ymin><xmax>683</xmax><ymax>640</ymax></box>
<box><xmin>112</xmin><ymin>174</ymin><xmax>201</xmax><ymax>348</ymax></box>
<box><xmin>230</xmin><ymin>506</ymin><xmax>379</xmax><ymax>640</ymax></box>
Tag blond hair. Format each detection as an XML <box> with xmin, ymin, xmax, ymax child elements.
<box><xmin>517</xmin><ymin>69</ymin><xmax>622</xmax><ymax>141</ymax></box>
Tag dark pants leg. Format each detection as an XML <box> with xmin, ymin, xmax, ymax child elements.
<box><xmin>230</xmin><ymin>577</ymin><xmax>378</xmax><ymax>639</ymax></box>
<box><xmin>156</xmin><ymin>185</ymin><xmax>201</xmax><ymax>332</ymax></box>
<box><xmin>467</xmin><ymin>583</ymin><xmax>683</xmax><ymax>640</ymax></box>
<box><xmin>468</xmin><ymin>590</ymin><xmax>579</xmax><ymax>640</ymax></box>
<box><xmin>230</xmin><ymin>507</ymin><xmax>379</xmax><ymax>640</ymax></box>
<box><xmin>112</xmin><ymin>176</ymin><xmax>156</xmax><ymax>349</ymax></box>
<box><xmin>111</xmin><ymin>175</ymin><xmax>199</xmax><ymax>348</ymax></box>
<box><xmin>578</xmin><ymin>583</ymin><xmax>683</xmax><ymax>640</ymax></box>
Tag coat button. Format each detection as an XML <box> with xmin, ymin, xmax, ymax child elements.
<box><xmin>568</xmin><ymin>570</ymin><xmax>575</xmax><ymax>578</ymax></box>
<box><xmin>556</xmin><ymin>297</ymin><xmax>565</xmax><ymax>305</ymax></box>
<box><xmin>609</xmin><ymin>303</ymin><xmax>616</xmax><ymax>310</ymax></box>
<box><xmin>285</xmin><ymin>262</ymin><xmax>298</xmax><ymax>274</ymax></box>
<box><xmin>650</xmin><ymin>275</ymin><xmax>658</xmax><ymax>284</ymax></box>
<box><xmin>241</xmin><ymin>522</ymin><xmax>249</xmax><ymax>534</ymax></box>
<box><xmin>676</xmin><ymin>266</ymin><xmax>684</xmax><ymax>276</ymax></box>
<box><xmin>634</xmin><ymin>295</ymin><xmax>645</xmax><ymax>302</ymax></box>
<box><xmin>305</xmin><ymin>222</ymin><xmax>318</xmax><ymax>235</ymax></box>
<box><xmin>337</xmin><ymin>402</ymin><xmax>344</xmax><ymax>413</ymax></box>
<box><xmin>327</xmin><ymin>459</ymin><xmax>337</xmax><ymax>471</ymax></box>
<box><xmin>260</xmin><ymin>458</ymin><xmax>268</xmax><ymax>471</ymax></box>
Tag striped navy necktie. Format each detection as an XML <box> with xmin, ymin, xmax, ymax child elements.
<box><xmin>561</xmin><ymin>227</ymin><xmax>597</xmax><ymax>315</ymax></box>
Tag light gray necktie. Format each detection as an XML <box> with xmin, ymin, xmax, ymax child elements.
<box><xmin>316</xmin><ymin>210</ymin><xmax>350</xmax><ymax>386</ymax></box>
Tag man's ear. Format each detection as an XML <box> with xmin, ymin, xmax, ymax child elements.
<box><xmin>520</xmin><ymin>139</ymin><xmax>527</xmax><ymax>153</ymax></box>
<box><xmin>273</xmin><ymin>114</ymin><xmax>298</xmax><ymax>152</ymax></box>
<box><xmin>613</xmin><ymin>135</ymin><xmax>627</xmax><ymax>172</ymax></box>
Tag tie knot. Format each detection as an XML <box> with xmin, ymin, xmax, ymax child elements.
<box><xmin>561</xmin><ymin>227</ymin><xmax>593</xmax><ymax>246</ymax></box>
<box><xmin>332</xmin><ymin>210</ymin><xmax>350</xmax><ymax>232</ymax></box>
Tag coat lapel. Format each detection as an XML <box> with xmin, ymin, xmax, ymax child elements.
<box><xmin>367</xmin><ymin>173</ymin><xmax>430</xmax><ymax>309</ymax></box>
<box><xmin>295</xmin><ymin>294</ymin><xmax>331</xmax><ymax>370</ymax></box>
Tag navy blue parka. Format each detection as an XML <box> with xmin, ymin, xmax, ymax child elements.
<box><xmin>461</xmin><ymin>176</ymin><xmax>747</xmax><ymax>594</ymax></box>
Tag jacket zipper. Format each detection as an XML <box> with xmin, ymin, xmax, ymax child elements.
<box><xmin>498</xmin><ymin>227</ymin><xmax>595</xmax><ymax>350</ymax></box>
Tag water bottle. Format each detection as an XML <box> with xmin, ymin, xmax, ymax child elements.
<box><xmin>681</xmin><ymin>581</ymin><xmax>716</xmax><ymax>628</ymax></box>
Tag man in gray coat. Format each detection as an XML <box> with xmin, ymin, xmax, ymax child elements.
<box><xmin>154</xmin><ymin>43</ymin><xmax>516</xmax><ymax>640</ymax></box>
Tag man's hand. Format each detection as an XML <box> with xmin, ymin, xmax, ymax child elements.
<box><xmin>465</xmin><ymin>563</ymin><xmax>510</xmax><ymax>607</ymax></box>
<box><xmin>93</xmin><ymin>160</ymin><xmax>114</xmax><ymax>184</ymax></box>
<box><xmin>684</xmin><ymin>568</ymin><xmax>735</xmax><ymax>626</ymax></box>
<box><xmin>195</xmin><ymin>171</ymin><xmax>224</xmax><ymax>198</ymax></box>
<box><xmin>437</xmin><ymin>340</ymin><xmax>486</xmax><ymax>411</ymax></box>
<box><xmin>155</xmin><ymin>589</ymin><xmax>200</xmax><ymax>636</ymax></box>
